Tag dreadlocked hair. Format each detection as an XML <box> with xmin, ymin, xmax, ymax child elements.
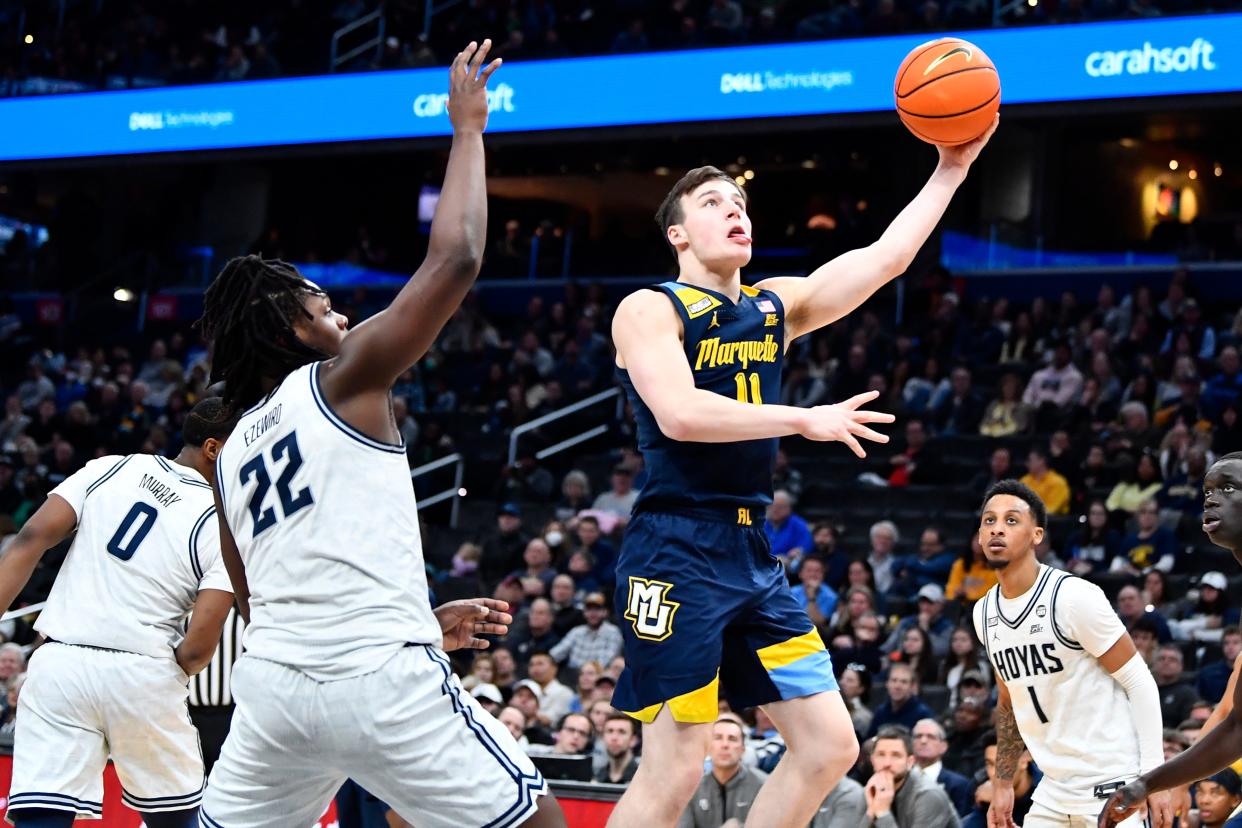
<box><xmin>198</xmin><ymin>255</ymin><xmax>327</xmax><ymax>415</ymax></box>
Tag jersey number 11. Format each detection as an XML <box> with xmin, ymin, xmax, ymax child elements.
<box><xmin>734</xmin><ymin>372</ymin><xmax>763</xmax><ymax>405</ymax></box>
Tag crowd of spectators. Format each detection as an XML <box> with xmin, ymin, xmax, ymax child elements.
<box><xmin>438</xmin><ymin>268</ymin><xmax>1242</xmax><ymax>823</ymax></box>
<box><xmin>4</xmin><ymin>264</ymin><xmax>1242</xmax><ymax>823</ymax></box>
<box><xmin>5</xmin><ymin>0</ymin><xmax>1239</xmax><ymax>97</ymax></box>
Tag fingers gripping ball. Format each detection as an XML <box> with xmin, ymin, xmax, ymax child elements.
<box><xmin>895</xmin><ymin>38</ymin><xmax>1001</xmax><ymax>146</ymax></box>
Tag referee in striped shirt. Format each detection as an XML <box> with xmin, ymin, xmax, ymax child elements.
<box><xmin>188</xmin><ymin>606</ymin><xmax>244</xmax><ymax>773</ymax></box>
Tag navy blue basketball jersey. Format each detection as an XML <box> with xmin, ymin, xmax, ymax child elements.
<box><xmin>618</xmin><ymin>281</ymin><xmax>785</xmax><ymax>513</ymax></box>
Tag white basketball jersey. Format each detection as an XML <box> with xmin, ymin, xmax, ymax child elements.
<box><xmin>973</xmin><ymin>566</ymin><xmax>1138</xmax><ymax>816</ymax></box>
<box><xmin>39</xmin><ymin>454</ymin><xmax>232</xmax><ymax>660</ymax></box>
<box><xmin>216</xmin><ymin>361</ymin><xmax>440</xmax><ymax>680</ymax></box>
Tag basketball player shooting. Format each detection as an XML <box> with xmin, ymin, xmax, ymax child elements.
<box><xmin>604</xmin><ymin>116</ymin><xmax>997</xmax><ymax>827</ymax></box>
<box><xmin>1099</xmin><ymin>453</ymin><xmax>1242</xmax><ymax>827</ymax></box>
<box><xmin>972</xmin><ymin>480</ymin><xmax>1171</xmax><ymax>828</ymax></box>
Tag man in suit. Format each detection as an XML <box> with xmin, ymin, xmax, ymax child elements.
<box><xmin>912</xmin><ymin>718</ymin><xmax>975</xmax><ymax>817</ymax></box>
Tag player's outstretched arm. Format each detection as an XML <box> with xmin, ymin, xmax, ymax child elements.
<box><xmin>988</xmin><ymin>679</ymin><xmax>1022</xmax><ymax>828</ymax></box>
<box><xmin>0</xmin><ymin>494</ymin><xmax>77</xmax><ymax>615</ymax></box>
<box><xmin>175</xmin><ymin>589</ymin><xmax>234</xmax><ymax>675</ymax></box>
<box><xmin>1199</xmin><ymin>653</ymin><xmax>1242</xmax><ymax>737</ymax></box>
<box><xmin>758</xmin><ymin>115</ymin><xmax>998</xmax><ymax>343</ymax></box>
<box><xmin>1100</xmin><ymin>658</ymin><xmax>1242</xmax><ymax>827</ymax></box>
<box><xmin>614</xmin><ymin>291</ymin><xmax>893</xmax><ymax>453</ymax></box>
<box><xmin>324</xmin><ymin>41</ymin><xmax>501</xmax><ymax>397</ymax></box>
<box><xmin>1098</xmin><ymin>632</ymin><xmax>1173</xmax><ymax>828</ymax></box>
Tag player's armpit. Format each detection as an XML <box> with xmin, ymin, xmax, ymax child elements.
<box><xmin>756</xmin><ymin>245</ymin><xmax>903</xmax><ymax>343</ymax></box>
<box><xmin>176</xmin><ymin>588</ymin><xmax>234</xmax><ymax>676</ymax></box>
<box><xmin>0</xmin><ymin>493</ymin><xmax>77</xmax><ymax>613</ymax></box>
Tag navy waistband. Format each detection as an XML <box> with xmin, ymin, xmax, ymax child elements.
<box><xmin>635</xmin><ymin>502</ymin><xmax>766</xmax><ymax>526</ymax></box>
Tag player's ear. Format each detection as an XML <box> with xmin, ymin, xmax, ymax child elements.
<box><xmin>1032</xmin><ymin>525</ymin><xmax>1045</xmax><ymax>546</ymax></box>
<box><xmin>666</xmin><ymin>223</ymin><xmax>687</xmax><ymax>250</ymax></box>
<box><xmin>202</xmin><ymin>437</ymin><xmax>223</xmax><ymax>463</ymax></box>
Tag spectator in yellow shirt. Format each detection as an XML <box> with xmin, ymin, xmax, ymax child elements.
<box><xmin>944</xmin><ymin>535</ymin><xmax>998</xmax><ymax>604</ymax></box>
<box><xmin>1020</xmin><ymin>447</ymin><xmax>1071</xmax><ymax>514</ymax></box>
<box><xmin>1105</xmin><ymin>452</ymin><xmax>1164</xmax><ymax>516</ymax></box>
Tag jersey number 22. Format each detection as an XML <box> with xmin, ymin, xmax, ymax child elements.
<box><xmin>239</xmin><ymin>432</ymin><xmax>315</xmax><ymax>538</ymax></box>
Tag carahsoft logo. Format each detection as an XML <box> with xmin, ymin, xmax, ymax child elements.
<box><xmin>413</xmin><ymin>82</ymin><xmax>515</xmax><ymax>118</ymax></box>
<box><xmin>1085</xmin><ymin>37</ymin><xmax>1215</xmax><ymax>77</ymax></box>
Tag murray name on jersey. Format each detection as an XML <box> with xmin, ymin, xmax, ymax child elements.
<box><xmin>137</xmin><ymin>473</ymin><xmax>184</xmax><ymax>508</ymax></box>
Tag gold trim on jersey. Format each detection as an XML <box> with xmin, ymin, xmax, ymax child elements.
<box><xmin>672</xmin><ymin>286</ymin><xmax>724</xmax><ymax>319</ymax></box>
<box><xmin>622</xmin><ymin>672</ymin><xmax>721</xmax><ymax>724</ymax></box>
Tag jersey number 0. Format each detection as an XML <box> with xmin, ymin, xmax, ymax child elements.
<box><xmin>238</xmin><ymin>432</ymin><xmax>315</xmax><ymax>538</ymax></box>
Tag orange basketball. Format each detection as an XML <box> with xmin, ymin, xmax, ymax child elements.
<box><xmin>895</xmin><ymin>37</ymin><xmax>1000</xmax><ymax>146</ymax></box>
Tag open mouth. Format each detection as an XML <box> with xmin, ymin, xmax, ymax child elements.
<box><xmin>728</xmin><ymin>226</ymin><xmax>751</xmax><ymax>244</ymax></box>
<box><xmin>1204</xmin><ymin>515</ymin><xmax>1222</xmax><ymax>534</ymax></box>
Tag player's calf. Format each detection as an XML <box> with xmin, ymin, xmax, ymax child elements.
<box><xmin>136</xmin><ymin>807</ymin><xmax>199</xmax><ymax>828</ymax></box>
<box><xmin>745</xmin><ymin>693</ymin><xmax>859</xmax><ymax>828</ymax></box>
<box><xmin>607</xmin><ymin>710</ymin><xmax>713</xmax><ymax>827</ymax></box>
<box><xmin>9</xmin><ymin>809</ymin><xmax>74</xmax><ymax>828</ymax></box>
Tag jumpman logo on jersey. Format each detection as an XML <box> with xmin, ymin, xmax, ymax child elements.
<box><xmin>708</xmin><ymin>311</ymin><xmax>720</xmax><ymax>330</ymax></box>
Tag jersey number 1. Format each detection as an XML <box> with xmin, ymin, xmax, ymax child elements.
<box><xmin>239</xmin><ymin>432</ymin><xmax>314</xmax><ymax>538</ymax></box>
<box><xmin>734</xmin><ymin>372</ymin><xmax>763</xmax><ymax>405</ymax></box>
<box><xmin>1027</xmin><ymin>686</ymin><xmax>1050</xmax><ymax>724</ymax></box>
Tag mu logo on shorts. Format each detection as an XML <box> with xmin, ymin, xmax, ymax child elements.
<box><xmin>625</xmin><ymin>577</ymin><xmax>680</xmax><ymax>641</ymax></box>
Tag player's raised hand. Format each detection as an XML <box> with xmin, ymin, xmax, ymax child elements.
<box><xmin>1098</xmin><ymin>780</ymin><xmax>1147</xmax><ymax>828</ymax></box>
<box><xmin>938</xmin><ymin>113</ymin><xmax>999</xmax><ymax>171</ymax></box>
<box><xmin>447</xmin><ymin>39</ymin><xmax>502</xmax><ymax>134</ymax></box>
<box><xmin>800</xmin><ymin>390</ymin><xmax>896</xmax><ymax>458</ymax></box>
<box><xmin>986</xmin><ymin>782</ymin><xmax>1018</xmax><ymax>828</ymax></box>
<box><xmin>434</xmin><ymin>598</ymin><xmax>513</xmax><ymax>651</ymax></box>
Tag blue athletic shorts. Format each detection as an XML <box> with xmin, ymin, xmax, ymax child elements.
<box><xmin>611</xmin><ymin>506</ymin><xmax>838</xmax><ymax>724</ymax></box>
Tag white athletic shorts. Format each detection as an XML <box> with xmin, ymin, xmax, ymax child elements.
<box><xmin>8</xmin><ymin>641</ymin><xmax>204</xmax><ymax>821</ymax></box>
<box><xmin>1024</xmin><ymin>801</ymin><xmax>1145</xmax><ymax>827</ymax></box>
<box><xmin>200</xmin><ymin>645</ymin><xmax>548</xmax><ymax>828</ymax></box>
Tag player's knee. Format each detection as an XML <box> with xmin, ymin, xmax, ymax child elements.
<box><xmin>667</xmin><ymin>761</ymin><xmax>709</xmax><ymax>803</ymax></box>
<box><xmin>638</xmin><ymin>747</ymin><xmax>708</xmax><ymax>802</ymax></box>
<box><xmin>786</xmin><ymin>729</ymin><xmax>858</xmax><ymax>781</ymax></box>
